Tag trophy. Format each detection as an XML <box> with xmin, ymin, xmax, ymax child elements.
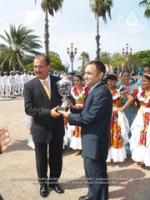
<box><xmin>57</xmin><ymin>77</ymin><xmax>72</xmax><ymax>112</ymax></box>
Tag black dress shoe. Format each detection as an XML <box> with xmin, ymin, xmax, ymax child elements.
<box><xmin>79</xmin><ymin>195</ymin><xmax>93</xmax><ymax>200</ymax></box>
<box><xmin>49</xmin><ymin>183</ymin><xmax>64</xmax><ymax>194</ymax></box>
<box><xmin>40</xmin><ymin>184</ymin><xmax>48</xmax><ymax>198</ymax></box>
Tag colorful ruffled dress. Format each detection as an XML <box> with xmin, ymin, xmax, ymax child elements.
<box><xmin>118</xmin><ymin>84</ymin><xmax>137</xmax><ymax>155</ymax></box>
<box><xmin>107</xmin><ymin>87</ymin><xmax>130</xmax><ymax>162</ymax></box>
<box><xmin>118</xmin><ymin>84</ymin><xmax>137</xmax><ymax>128</ymax></box>
<box><xmin>68</xmin><ymin>85</ymin><xmax>89</xmax><ymax>150</ymax></box>
<box><xmin>130</xmin><ymin>86</ymin><xmax>150</xmax><ymax>166</ymax></box>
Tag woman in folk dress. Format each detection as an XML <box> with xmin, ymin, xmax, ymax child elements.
<box><xmin>117</xmin><ymin>71</ymin><xmax>138</xmax><ymax>155</ymax></box>
<box><xmin>68</xmin><ymin>74</ymin><xmax>89</xmax><ymax>155</ymax></box>
<box><xmin>105</xmin><ymin>74</ymin><xmax>134</xmax><ymax>163</ymax></box>
<box><xmin>130</xmin><ymin>74</ymin><xmax>150</xmax><ymax>167</ymax></box>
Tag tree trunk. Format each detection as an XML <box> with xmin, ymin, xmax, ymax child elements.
<box><xmin>95</xmin><ymin>15</ymin><xmax>100</xmax><ymax>61</ymax></box>
<box><xmin>12</xmin><ymin>57</ymin><xmax>16</xmax><ymax>72</ymax></box>
<box><xmin>45</xmin><ymin>9</ymin><xmax>49</xmax><ymax>58</ymax></box>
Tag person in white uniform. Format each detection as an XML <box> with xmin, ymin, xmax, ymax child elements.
<box><xmin>2</xmin><ymin>72</ymin><xmax>9</xmax><ymax>98</ymax></box>
<box><xmin>20</xmin><ymin>71</ymin><xmax>24</xmax><ymax>94</ymax></box>
<box><xmin>8</xmin><ymin>71</ymin><xmax>16</xmax><ymax>98</ymax></box>
<box><xmin>30</xmin><ymin>71</ymin><xmax>35</xmax><ymax>80</ymax></box>
<box><xmin>0</xmin><ymin>71</ymin><xmax>3</xmax><ymax>97</ymax></box>
<box><xmin>15</xmin><ymin>71</ymin><xmax>22</xmax><ymax>96</ymax></box>
<box><xmin>21</xmin><ymin>69</ymin><xmax>29</xmax><ymax>93</ymax></box>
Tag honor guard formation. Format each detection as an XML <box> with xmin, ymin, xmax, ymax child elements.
<box><xmin>0</xmin><ymin>69</ymin><xmax>35</xmax><ymax>98</ymax></box>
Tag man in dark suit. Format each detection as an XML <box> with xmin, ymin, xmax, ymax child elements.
<box><xmin>59</xmin><ymin>61</ymin><xmax>112</xmax><ymax>200</ymax></box>
<box><xmin>24</xmin><ymin>55</ymin><xmax>65</xmax><ymax>198</ymax></box>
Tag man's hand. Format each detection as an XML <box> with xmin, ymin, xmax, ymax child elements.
<box><xmin>66</xmin><ymin>99</ymin><xmax>73</xmax><ymax>107</ymax></box>
<box><xmin>0</xmin><ymin>127</ymin><xmax>10</xmax><ymax>154</ymax></box>
<box><xmin>50</xmin><ymin>106</ymin><xmax>62</xmax><ymax>118</ymax></box>
<box><xmin>58</xmin><ymin>108</ymin><xmax>71</xmax><ymax>118</ymax></box>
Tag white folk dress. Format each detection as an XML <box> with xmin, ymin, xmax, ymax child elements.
<box><xmin>130</xmin><ymin>86</ymin><xmax>150</xmax><ymax>166</ymax></box>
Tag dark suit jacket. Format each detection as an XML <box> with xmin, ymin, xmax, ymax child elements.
<box><xmin>24</xmin><ymin>75</ymin><xmax>65</xmax><ymax>143</ymax></box>
<box><xmin>68</xmin><ymin>82</ymin><xmax>112</xmax><ymax>160</ymax></box>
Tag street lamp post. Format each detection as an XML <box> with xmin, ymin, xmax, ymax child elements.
<box><xmin>65</xmin><ymin>62</ymin><xmax>70</xmax><ymax>73</ymax></box>
<box><xmin>122</xmin><ymin>43</ymin><xmax>132</xmax><ymax>70</ymax></box>
<box><xmin>67</xmin><ymin>43</ymin><xmax>77</xmax><ymax>72</ymax></box>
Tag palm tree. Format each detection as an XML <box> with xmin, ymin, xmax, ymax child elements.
<box><xmin>0</xmin><ymin>25</ymin><xmax>42</xmax><ymax>71</ymax></box>
<box><xmin>78</xmin><ymin>52</ymin><xmax>90</xmax><ymax>73</ymax></box>
<box><xmin>35</xmin><ymin>0</ymin><xmax>64</xmax><ymax>57</ymax></box>
<box><xmin>90</xmin><ymin>0</ymin><xmax>113</xmax><ymax>61</ymax></box>
<box><xmin>100</xmin><ymin>51</ymin><xmax>112</xmax><ymax>64</ymax></box>
<box><xmin>139</xmin><ymin>0</ymin><xmax>150</xmax><ymax>18</ymax></box>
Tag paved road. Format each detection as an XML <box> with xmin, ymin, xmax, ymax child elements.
<box><xmin>0</xmin><ymin>97</ymin><xmax>150</xmax><ymax>200</ymax></box>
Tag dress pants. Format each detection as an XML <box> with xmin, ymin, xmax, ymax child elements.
<box><xmin>34</xmin><ymin>131</ymin><xmax>63</xmax><ymax>184</ymax></box>
<box><xmin>83</xmin><ymin>157</ymin><xmax>108</xmax><ymax>200</ymax></box>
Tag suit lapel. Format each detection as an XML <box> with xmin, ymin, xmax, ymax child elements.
<box><xmin>83</xmin><ymin>82</ymin><xmax>104</xmax><ymax>107</ymax></box>
<box><xmin>50</xmin><ymin>75</ymin><xmax>55</xmax><ymax>100</ymax></box>
<box><xmin>36</xmin><ymin>75</ymin><xmax>58</xmax><ymax>101</ymax></box>
<box><xmin>84</xmin><ymin>92</ymin><xmax>91</xmax><ymax>104</ymax></box>
<box><xmin>83</xmin><ymin>92</ymin><xmax>92</xmax><ymax>107</ymax></box>
<box><xmin>35</xmin><ymin>77</ymin><xmax>50</xmax><ymax>100</ymax></box>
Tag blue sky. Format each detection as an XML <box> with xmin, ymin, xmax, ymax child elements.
<box><xmin>0</xmin><ymin>0</ymin><xmax>149</xmax><ymax>71</ymax></box>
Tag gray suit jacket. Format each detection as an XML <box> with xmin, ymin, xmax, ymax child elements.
<box><xmin>68</xmin><ymin>82</ymin><xmax>112</xmax><ymax>160</ymax></box>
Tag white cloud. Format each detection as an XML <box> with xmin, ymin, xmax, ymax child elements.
<box><xmin>17</xmin><ymin>10</ymin><xmax>41</xmax><ymax>26</ymax></box>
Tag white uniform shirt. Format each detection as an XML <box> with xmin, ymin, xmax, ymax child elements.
<box><xmin>15</xmin><ymin>74</ymin><xmax>22</xmax><ymax>84</ymax></box>
<box><xmin>0</xmin><ymin>76</ymin><xmax>2</xmax><ymax>85</ymax></box>
<box><xmin>2</xmin><ymin>75</ymin><xmax>8</xmax><ymax>86</ymax></box>
<box><xmin>30</xmin><ymin>75</ymin><xmax>35</xmax><ymax>80</ymax></box>
<box><xmin>8</xmin><ymin>75</ymin><xmax>16</xmax><ymax>86</ymax></box>
<box><xmin>22</xmin><ymin>73</ymin><xmax>29</xmax><ymax>84</ymax></box>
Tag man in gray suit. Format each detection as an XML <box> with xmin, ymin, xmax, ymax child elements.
<box><xmin>59</xmin><ymin>61</ymin><xmax>112</xmax><ymax>200</ymax></box>
<box><xmin>24</xmin><ymin>55</ymin><xmax>65</xmax><ymax>198</ymax></box>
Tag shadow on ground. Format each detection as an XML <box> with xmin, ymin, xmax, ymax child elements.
<box><xmin>108</xmin><ymin>168</ymin><xmax>149</xmax><ymax>199</ymax></box>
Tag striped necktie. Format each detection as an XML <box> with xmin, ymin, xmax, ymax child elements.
<box><xmin>43</xmin><ymin>80</ymin><xmax>50</xmax><ymax>99</ymax></box>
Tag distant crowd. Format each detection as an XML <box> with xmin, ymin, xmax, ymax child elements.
<box><xmin>0</xmin><ymin>66</ymin><xmax>142</xmax><ymax>99</ymax></box>
<box><xmin>0</xmin><ymin>69</ymin><xmax>35</xmax><ymax>98</ymax></box>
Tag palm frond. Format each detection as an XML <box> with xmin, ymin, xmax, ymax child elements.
<box><xmin>0</xmin><ymin>24</ymin><xmax>42</xmax><ymax>71</ymax></box>
<box><xmin>139</xmin><ymin>0</ymin><xmax>148</xmax><ymax>6</ymax></box>
<box><xmin>90</xmin><ymin>0</ymin><xmax>113</xmax><ymax>23</ymax></box>
<box><xmin>144</xmin><ymin>4</ymin><xmax>150</xmax><ymax>17</ymax></box>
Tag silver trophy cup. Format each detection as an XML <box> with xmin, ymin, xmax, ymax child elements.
<box><xmin>57</xmin><ymin>77</ymin><xmax>72</xmax><ymax>112</ymax></box>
